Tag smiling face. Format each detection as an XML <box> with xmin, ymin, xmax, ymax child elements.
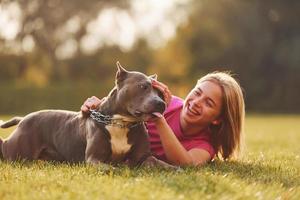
<box><xmin>180</xmin><ymin>80</ymin><xmax>223</xmax><ymax>135</ymax></box>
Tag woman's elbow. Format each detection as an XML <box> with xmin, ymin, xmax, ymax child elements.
<box><xmin>173</xmin><ymin>156</ymin><xmax>210</xmax><ymax>167</ymax></box>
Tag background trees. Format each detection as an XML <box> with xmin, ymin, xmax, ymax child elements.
<box><xmin>0</xmin><ymin>0</ymin><xmax>299</xmax><ymax>113</ymax></box>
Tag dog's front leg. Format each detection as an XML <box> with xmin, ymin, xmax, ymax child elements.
<box><xmin>140</xmin><ymin>155</ymin><xmax>178</xmax><ymax>169</ymax></box>
<box><xmin>127</xmin><ymin>134</ymin><xmax>176</xmax><ymax>169</ymax></box>
<box><xmin>85</xmin><ymin>131</ymin><xmax>111</xmax><ymax>167</ymax></box>
<box><xmin>128</xmin><ymin>149</ymin><xmax>177</xmax><ymax>169</ymax></box>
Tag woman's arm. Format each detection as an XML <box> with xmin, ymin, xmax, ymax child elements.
<box><xmin>153</xmin><ymin>114</ymin><xmax>211</xmax><ymax>166</ymax></box>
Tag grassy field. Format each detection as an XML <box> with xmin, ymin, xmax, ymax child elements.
<box><xmin>0</xmin><ymin>115</ymin><xmax>299</xmax><ymax>200</ymax></box>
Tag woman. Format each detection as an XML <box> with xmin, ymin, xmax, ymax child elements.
<box><xmin>81</xmin><ymin>71</ymin><xmax>245</xmax><ymax>166</ymax></box>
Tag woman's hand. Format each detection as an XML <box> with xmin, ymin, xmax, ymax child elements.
<box><xmin>149</xmin><ymin>112</ymin><xmax>165</xmax><ymax>123</ymax></box>
<box><xmin>151</xmin><ymin>79</ymin><xmax>172</xmax><ymax>107</ymax></box>
<box><xmin>81</xmin><ymin>96</ymin><xmax>104</xmax><ymax>113</ymax></box>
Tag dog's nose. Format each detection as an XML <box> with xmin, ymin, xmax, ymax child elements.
<box><xmin>154</xmin><ymin>99</ymin><xmax>166</xmax><ymax>113</ymax></box>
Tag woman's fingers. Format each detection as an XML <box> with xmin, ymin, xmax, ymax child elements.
<box><xmin>81</xmin><ymin>105</ymin><xmax>89</xmax><ymax>112</ymax></box>
<box><xmin>89</xmin><ymin>96</ymin><xmax>101</xmax><ymax>109</ymax></box>
<box><xmin>164</xmin><ymin>89</ymin><xmax>172</xmax><ymax>106</ymax></box>
<box><xmin>151</xmin><ymin>79</ymin><xmax>172</xmax><ymax>107</ymax></box>
<box><xmin>81</xmin><ymin>96</ymin><xmax>103</xmax><ymax>112</ymax></box>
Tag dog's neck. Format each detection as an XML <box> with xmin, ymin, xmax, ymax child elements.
<box><xmin>98</xmin><ymin>87</ymin><xmax>118</xmax><ymax>114</ymax></box>
<box><xmin>97</xmin><ymin>87</ymin><xmax>136</xmax><ymax>120</ymax></box>
<box><xmin>88</xmin><ymin>87</ymin><xmax>140</xmax><ymax>127</ymax></box>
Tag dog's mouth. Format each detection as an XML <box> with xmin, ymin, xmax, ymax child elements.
<box><xmin>134</xmin><ymin>110</ymin><xmax>162</xmax><ymax>121</ymax></box>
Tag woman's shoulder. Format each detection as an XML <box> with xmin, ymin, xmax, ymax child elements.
<box><xmin>171</xmin><ymin>96</ymin><xmax>184</xmax><ymax>104</ymax></box>
<box><xmin>164</xmin><ymin>96</ymin><xmax>184</xmax><ymax>113</ymax></box>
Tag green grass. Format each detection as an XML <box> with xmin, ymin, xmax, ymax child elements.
<box><xmin>0</xmin><ymin>115</ymin><xmax>299</xmax><ymax>200</ymax></box>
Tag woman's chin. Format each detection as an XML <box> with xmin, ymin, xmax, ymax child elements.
<box><xmin>182</xmin><ymin>113</ymin><xmax>202</xmax><ymax>125</ymax></box>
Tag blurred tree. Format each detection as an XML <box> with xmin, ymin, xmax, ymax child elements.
<box><xmin>158</xmin><ymin>0</ymin><xmax>300</xmax><ymax>112</ymax></box>
<box><xmin>1</xmin><ymin>0</ymin><xmax>129</xmax><ymax>80</ymax></box>
<box><xmin>1</xmin><ymin>0</ymin><xmax>300</xmax><ymax>113</ymax></box>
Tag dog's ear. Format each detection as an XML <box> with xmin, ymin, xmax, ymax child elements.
<box><xmin>149</xmin><ymin>74</ymin><xmax>158</xmax><ymax>80</ymax></box>
<box><xmin>116</xmin><ymin>61</ymin><xmax>128</xmax><ymax>83</ymax></box>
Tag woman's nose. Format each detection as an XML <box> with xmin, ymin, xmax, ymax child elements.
<box><xmin>191</xmin><ymin>97</ymin><xmax>203</xmax><ymax>107</ymax></box>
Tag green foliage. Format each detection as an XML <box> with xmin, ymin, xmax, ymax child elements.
<box><xmin>0</xmin><ymin>82</ymin><xmax>113</xmax><ymax>115</ymax></box>
<box><xmin>0</xmin><ymin>115</ymin><xmax>299</xmax><ymax>199</ymax></box>
<box><xmin>170</xmin><ymin>0</ymin><xmax>300</xmax><ymax>113</ymax></box>
<box><xmin>1</xmin><ymin>0</ymin><xmax>300</xmax><ymax>113</ymax></box>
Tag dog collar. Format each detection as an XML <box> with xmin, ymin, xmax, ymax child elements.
<box><xmin>89</xmin><ymin>109</ymin><xmax>142</xmax><ymax>129</ymax></box>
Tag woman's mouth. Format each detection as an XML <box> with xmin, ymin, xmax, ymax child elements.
<box><xmin>187</xmin><ymin>103</ymin><xmax>200</xmax><ymax>116</ymax></box>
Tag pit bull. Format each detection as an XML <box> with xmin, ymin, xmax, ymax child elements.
<box><xmin>0</xmin><ymin>62</ymin><xmax>173</xmax><ymax>169</ymax></box>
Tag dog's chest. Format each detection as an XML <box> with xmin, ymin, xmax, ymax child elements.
<box><xmin>105</xmin><ymin>122</ymin><xmax>132</xmax><ymax>161</ymax></box>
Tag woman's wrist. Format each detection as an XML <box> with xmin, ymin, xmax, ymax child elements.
<box><xmin>153</xmin><ymin>116</ymin><xmax>167</xmax><ymax>129</ymax></box>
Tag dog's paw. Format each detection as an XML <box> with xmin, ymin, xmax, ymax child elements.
<box><xmin>0</xmin><ymin>120</ymin><xmax>3</xmax><ymax>126</ymax></box>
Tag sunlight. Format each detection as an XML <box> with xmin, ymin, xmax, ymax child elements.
<box><xmin>80</xmin><ymin>0</ymin><xmax>190</xmax><ymax>53</ymax></box>
<box><xmin>0</xmin><ymin>2</ymin><xmax>21</xmax><ymax>40</ymax></box>
<box><xmin>0</xmin><ymin>0</ymin><xmax>190</xmax><ymax>56</ymax></box>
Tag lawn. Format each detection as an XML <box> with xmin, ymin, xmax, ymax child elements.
<box><xmin>0</xmin><ymin>115</ymin><xmax>299</xmax><ymax>200</ymax></box>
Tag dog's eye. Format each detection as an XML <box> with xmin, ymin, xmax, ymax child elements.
<box><xmin>140</xmin><ymin>84</ymin><xmax>149</xmax><ymax>90</ymax></box>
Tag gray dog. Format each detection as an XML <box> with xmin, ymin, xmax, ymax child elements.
<box><xmin>0</xmin><ymin>62</ymin><xmax>173</xmax><ymax>168</ymax></box>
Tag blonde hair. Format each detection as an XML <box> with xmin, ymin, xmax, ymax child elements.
<box><xmin>197</xmin><ymin>71</ymin><xmax>245</xmax><ymax>160</ymax></box>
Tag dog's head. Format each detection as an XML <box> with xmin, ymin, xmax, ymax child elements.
<box><xmin>114</xmin><ymin>62</ymin><xmax>166</xmax><ymax>121</ymax></box>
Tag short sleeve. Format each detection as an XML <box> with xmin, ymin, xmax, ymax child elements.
<box><xmin>186</xmin><ymin>140</ymin><xmax>216</xmax><ymax>159</ymax></box>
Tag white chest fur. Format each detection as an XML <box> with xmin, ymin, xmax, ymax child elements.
<box><xmin>105</xmin><ymin>115</ymin><xmax>135</xmax><ymax>161</ymax></box>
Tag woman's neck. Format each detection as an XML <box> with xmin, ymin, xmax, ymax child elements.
<box><xmin>180</xmin><ymin>113</ymin><xmax>206</xmax><ymax>136</ymax></box>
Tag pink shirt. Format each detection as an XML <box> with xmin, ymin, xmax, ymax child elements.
<box><xmin>146</xmin><ymin>96</ymin><xmax>216</xmax><ymax>162</ymax></box>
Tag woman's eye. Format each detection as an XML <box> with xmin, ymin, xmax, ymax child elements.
<box><xmin>206</xmin><ymin>101</ymin><xmax>213</xmax><ymax>108</ymax></box>
<box><xmin>194</xmin><ymin>90</ymin><xmax>201</xmax><ymax>95</ymax></box>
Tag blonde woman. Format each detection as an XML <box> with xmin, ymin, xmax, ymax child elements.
<box><xmin>81</xmin><ymin>72</ymin><xmax>245</xmax><ymax>166</ymax></box>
